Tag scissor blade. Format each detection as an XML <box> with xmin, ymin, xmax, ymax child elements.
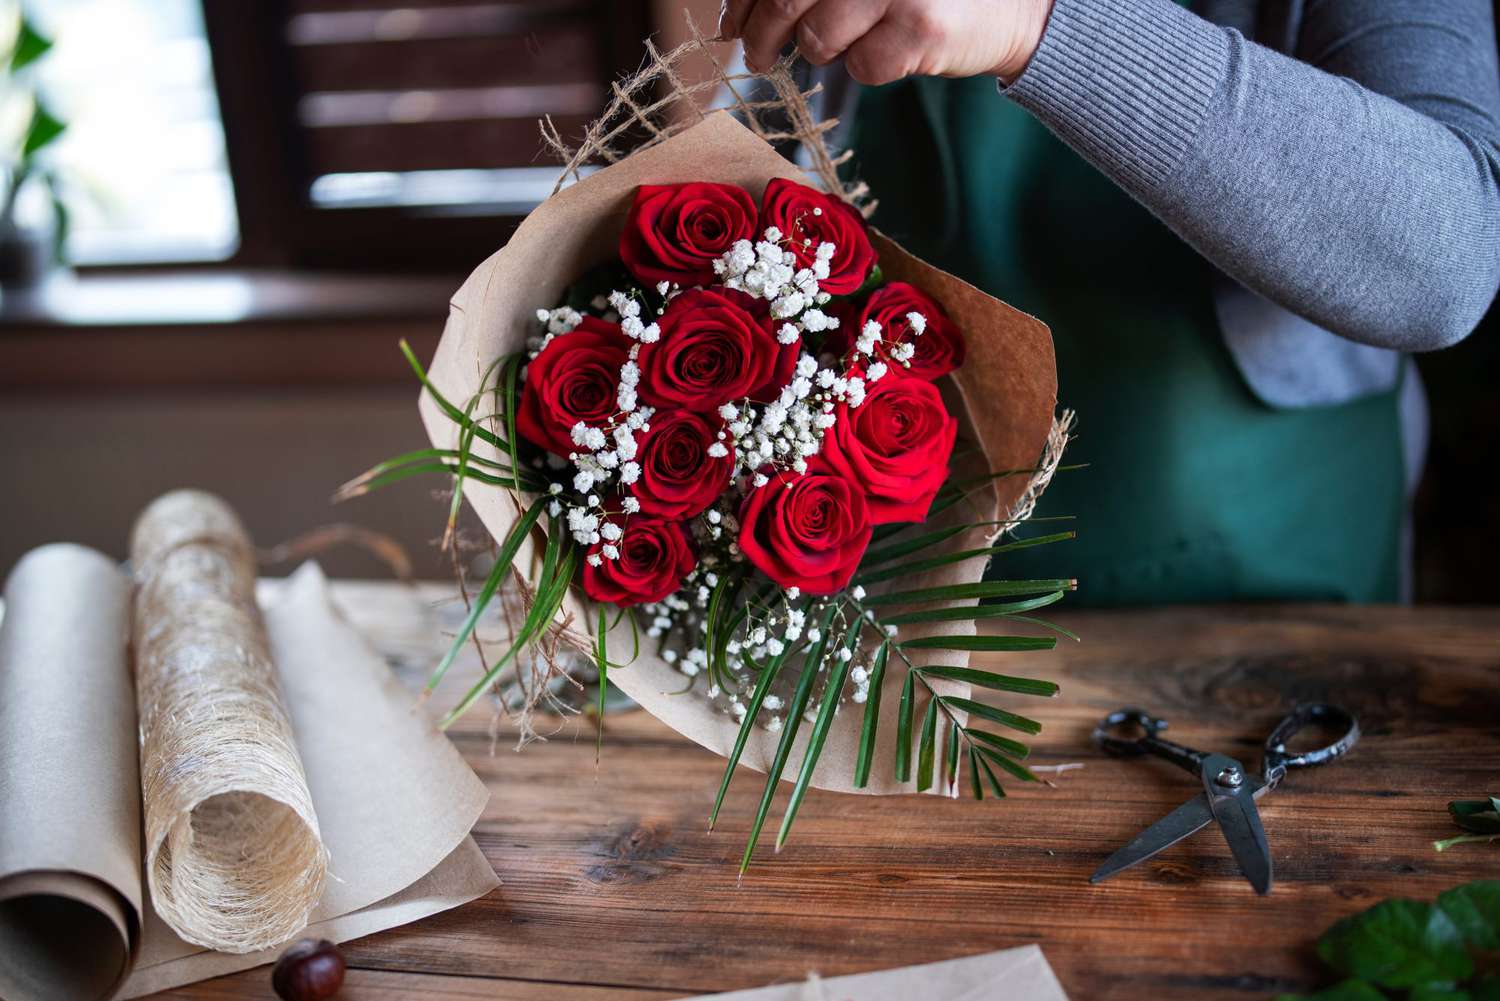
<box><xmin>1090</xmin><ymin>794</ymin><xmax>1215</xmax><ymax>884</ymax></box>
<box><xmin>1212</xmin><ymin>784</ymin><xmax>1274</xmax><ymax>895</ymax></box>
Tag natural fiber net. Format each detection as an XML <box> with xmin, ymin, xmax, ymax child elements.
<box><xmin>130</xmin><ymin>490</ymin><xmax>327</xmax><ymax>954</ymax></box>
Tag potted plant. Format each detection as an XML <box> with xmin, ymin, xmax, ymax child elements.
<box><xmin>1</xmin><ymin>10</ymin><xmax>67</xmax><ymax>289</ymax></box>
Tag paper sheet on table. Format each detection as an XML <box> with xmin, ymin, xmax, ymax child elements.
<box><xmin>684</xmin><ymin>945</ymin><xmax>1069</xmax><ymax>1001</ymax></box>
<box><xmin>120</xmin><ymin>561</ymin><xmax>497</xmax><ymax>996</ymax></box>
<box><xmin>0</xmin><ymin>551</ymin><xmax>498</xmax><ymax>1000</ymax></box>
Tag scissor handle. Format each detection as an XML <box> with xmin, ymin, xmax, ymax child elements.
<box><xmin>1093</xmin><ymin>708</ymin><xmax>1207</xmax><ymax>775</ymax></box>
<box><xmin>1262</xmin><ymin>703</ymin><xmax>1360</xmax><ymax>784</ymax></box>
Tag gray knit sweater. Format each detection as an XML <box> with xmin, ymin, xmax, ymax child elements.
<box><xmin>1002</xmin><ymin>0</ymin><xmax>1500</xmax><ymax>411</ymax></box>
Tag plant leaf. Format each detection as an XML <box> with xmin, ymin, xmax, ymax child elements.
<box><xmin>895</xmin><ymin>668</ymin><xmax>915</xmax><ymax>782</ymax></box>
<box><xmin>594</xmin><ymin>603</ymin><xmax>608</xmax><ymax>762</ymax></box>
<box><xmin>853</xmin><ymin>642</ymin><xmax>890</xmax><ymax>789</ymax></box>
<box><xmin>1316</xmin><ymin>898</ymin><xmax>1472</xmax><ymax>989</ymax></box>
<box><xmin>944</xmin><ymin>719</ymin><xmax>960</xmax><ymax>792</ymax></box>
<box><xmin>708</xmin><ymin>633</ymin><xmax>793</xmax><ymax>831</ymax></box>
<box><xmin>22</xmin><ymin>102</ymin><xmax>65</xmax><ymax>158</ymax></box>
<box><xmin>879</xmin><ymin>590</ymin><xmax>1066</xmax><ymax>625</ymax></box>
<box><xmin>776</xmin><ymin>617</ymin><xmax>861</xmax><ymax>849</ymax></box>
<box><xmin>740</xmin><ymin>604</ymin><xmax>837</xmax><ymax>872</ymax></box>
<box><xmin>900</xmin><ymin>634</ymin><xmax>1056</xmax><ymax>653</ymax></box>
<box><xmin>940</xmin><ymin>697</ymin><xmax>1042</xmax><ymax>735</ymax></box>
<box><xmin>1449</xmin><ymin>800</ymin><xmax>1500</xmax><ymax>835</ymax></box>
<box><xmin>975</xmin><ymin>751</ymin><xmax>1006</xmax><ymax>798</ymax></box>
<box><xmin>965</xmin><ymin>727</ymin><xmax>1030</xmax><ymax>760</ymax></box>
<box><xmin>1436</xmin><ymin>880</ymin><xmax>1500</xmax><ymax>951</ymax></box>
<box><xmin>853</xmin><ymin>532</ymin><xmax>1075</xmax><ymax>587</ymax></box>
<box><xmin>918</xmin><ymin>665</ymin><xmax>1058</xmax><ymax>698</ymax></box>
<box><xmin>967</xmin><ymin>746</ymin><xmax>984</xmax><ymax>800</ymax></box>
<box><xmin>7</xmin><ymin>18</ymin><xmax>52</xmax><ymax>72</ymax></box>
<box><xmin>974</xmin><ymin>744</ymin><xmax>1039</xmax><ymax>783</ymax></box>
<box><xmin>425</xmin><ymin>496</ymin><xmax>546</xmax><ymax>695</ymax></box>
<box><xmin>863</xmin><ymin>579</ymin><xmax>1076</xmax><ymax>607</ymax></box>
<box><xmin>916</xmin><ymin>696</ymin><xmax>938</xmax><ymax>792</ymax></box>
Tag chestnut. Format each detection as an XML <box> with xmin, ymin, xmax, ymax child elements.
<box><xmin>272</xmin><ymin>938</ymin><xmax>346</xmax><ymax>1000</ymax></box>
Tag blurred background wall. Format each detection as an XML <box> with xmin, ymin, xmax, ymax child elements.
<box><xmin>0</xmin><ymin>0</ymin><xmax>1495</xmax><ymax>596</ymax></box>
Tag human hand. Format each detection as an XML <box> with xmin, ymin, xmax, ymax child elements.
<box><xmin>720</xmin><ymin>0</ymin><xmax>1054</xmax><ymax>85</ymax></box>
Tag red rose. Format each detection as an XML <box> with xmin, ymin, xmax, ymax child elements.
<box><xmin>630</xmin><ymin>408</ymin><xmax>734</xmax><ymax>519</ymax></box>
<box><xmin>517</xmin><ymin>318</ymin><xmax>631</xmax><ymax>457</ymax></box>
<box><xmin>827</xmin><ymin>282</ymin><xmax>966</xmax><ymax>381</ymax></box>
<box><xmin>737</xmin><ymin>462</ymin><xmax>873</xmax><ymax>595</ymax></box>
<box><xmin>636</xmin><ymin>287</ymin><xmax>798</xmax><ymax>411</ymax></box>
<box><xmin>582</xmin><ymin>515</ymin><xmax>696</xmax><ymax>607</ymax></box>
<box><xmin>820</xmin><ymin>373</ymin><xmax>958</xmax><ymax>525</ymax></box>
<box><xmin>620</xmin><ymin>182</ymin><xmax>759</xmax><ymax>288</ymax></box>
<box><xmin>759</xmin><ymin>178</ymin><xmax>876</xmax><ymax>296</ymax></box>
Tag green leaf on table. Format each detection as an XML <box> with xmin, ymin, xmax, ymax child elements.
<box><xmin>895</xmin><ymin>667</ymin><xmax>914</xmax><ymax>782</ymax></box>
<box><xmin>709</xmin><ymin>637</ymin><xmax>792</xmax><ymax>831</ymax></box>
<box><xmin>939</xmin><ymin>697</ymin><xmax>1042</xmax><ymax>736</ymax></box>
<box><xmin>899</xmin><ymin>634</ymin><xmax>1056</xmax><ymax>653</ymax></box>
<box><xmin>7</xmin><ymin>18</ymin><xmax>52</xmax><ymax>72</ymax></box>
<box><xmin>916</xmin><ymin>695</ymin><xmax>938</xmax><ymax>792</ymax></box>
<box><xmin>917</xmin><ymin>665</ymin><xmax>1058</xmax><ymax>698</ymax></box>
<box><xmin>1273</xmin><ymin>981</ymin><xmax>1390</xmax><ymax>1001</ymax></box>
<box><xmin>973</xmin><ymin>745</ymin><xmax>1039</xmax><ymax>784</ymax></box>
<box><xmin>1449</xmin><ymin>799</ymin><xmax>1500</xmax><ymax>835</ymax></box>
<box><xmin>776</xmin><ymin>617</ymin><xmax>863</xmax><ymax>849</ymax></box>
<box><xmin>1437</xmin><ymin>881</ymin><xmax>1500</xmax><ymax>951</ymax></box>
<box><xmin>877</xmin><ymin>590</ymin><xmax>1065</xmax><ymax>626</ymax></box>
<box><xmin>852</xmin><ymin>641</ymin><xmax>889</xmax><ymax>789</ymax></box>
<box><xmin>1316</xmin><ymin>898</ymin><xmax>1472</xmax><ymax>988</ymax></box>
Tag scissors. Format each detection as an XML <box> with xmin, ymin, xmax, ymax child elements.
<box><xmin>1089</xmin><ymin>703</ymin><xmax>1360</xmax><ymax>895</ymax></box>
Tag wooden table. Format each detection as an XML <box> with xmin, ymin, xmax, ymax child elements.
<box><xmin>159</xmin><ymin>588</ymin><xmax>1500</xmax><ymax>1000</ymax></box>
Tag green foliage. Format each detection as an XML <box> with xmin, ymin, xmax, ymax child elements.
<box><xmin>1276</xmin><ymin>880</ymin><xmax>1500</xmax><ymax>1001</ymax></box>
<box><xmin>4</xmin><ymin>16</ymin><xmax>69</xmax><ymax>255</ymax></box>
<box><xmin>1435</xmin><ymin>797</ymin><xmax>1500</xmax><ymax>852</ymax></box>
<box><xmin>5</xmin><ymin>16</ymin><xmax>52</xmax><ymax>72</ymax></box>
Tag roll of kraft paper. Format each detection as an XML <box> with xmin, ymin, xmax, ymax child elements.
<box><xmin>0</xmin><ymin>544</ymin><xmax>142</xmax><ymax>1001</ymax></box>
<box><xmin>131</xmin><ymin>490</ymin><xmax>327</xmax><ymax>953</ymax></box>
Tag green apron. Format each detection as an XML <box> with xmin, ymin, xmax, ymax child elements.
<box><xmin>847</xmin><ymin>74</ymin><xmax>1405</xmax><ymax>605</ymax></box>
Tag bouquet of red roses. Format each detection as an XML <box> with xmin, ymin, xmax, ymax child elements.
<box><xmin>342</xmin><ymin>111</ymin><xmax>1069</xmax><ymax>869</ymax></box>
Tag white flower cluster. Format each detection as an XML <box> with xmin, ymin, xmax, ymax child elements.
<box><xmin>714</xmin><ymin>226</ymin><xmax>839</xmax><ymax>333</ymax></box>
<box><xmin>527</xmin><ymin>305</ymin><xmax>584</xmax><ymax>357</ymax></box>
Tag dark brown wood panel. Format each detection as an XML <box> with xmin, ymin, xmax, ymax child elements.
<box><xmin>148</xmin><ymin>600</ymin><xmax>1500</xmax><ymax>1001</ymax></box>
<box><xmin>292</xmin><ymin>31</ymin><xmax>601</xmax><ymax>93</ymax></box>
<box><xmin>302</xmin><ymin>113</ymin><xmax>598</xmax><ymax>173</ymax></box>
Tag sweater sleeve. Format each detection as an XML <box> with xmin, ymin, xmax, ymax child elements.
<box><xmin>1001</xmin><ymin>0</ymin><xmax>1500</xmax><ymax>352</ymax></box>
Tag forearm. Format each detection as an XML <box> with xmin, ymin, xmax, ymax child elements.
<box><xmin>1003</xmin><ymin>0</ymin><xmax>1500</xmax><ymax>351</ymax></box>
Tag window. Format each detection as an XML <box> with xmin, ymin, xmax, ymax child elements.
<box><xmin>9</xmin><ymin>0</ymin><xmax>239</xmax><ymax>264</ymax></box>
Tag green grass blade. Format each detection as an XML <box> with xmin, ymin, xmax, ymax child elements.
<box><xmin>975</xmin><ymin>745</ymin><xmax>1040</xmax><ymax>784</ymax></box>
<box><xmin>400</xmin><ymin>339</ymin><xmax>510</xmax><ymax>450</ymax></box>
<box><xmin>740</xmin><ymin>605</ymin><xmax>838</xmax><ymax>872</ymax></box>
<box><xmin>879</xmin><ymin>591</ymin><xmax>1066</xmax><ymax>626</ymax></box>
<box><xmin>502</xmin><ymin>354</ymin><xmax>523</xmax><ymax>489</ymax></box>
<box><xmin>852</xmin><ymin>642</ymin><xmax>890</xmax><ymax>788</ymax></box>
<box><xmin>708</xmin><ymin>640</ymin><xmax>793</xmax><ymax>831</ymax></box>
<box><xmin>915</xmin><ymin>666</ymin><xmax>1058</xmax><ymax>698</ymax></box>
<box><xmin>916</xmin><ymin>696</ymin><xmax>938</xmax><ymax>792</ymax></box>
<box><xmin>425</xmin><ymin>496</ymin><xmax>546</xmax><ymax>695</ymax></box>
<box><xmin>775</xmin><ymin>618</ymin><xmax>861</xmax><ymax>849</ymax></box>
<box><xmin>595</xmin><ymin>603</ymin><xmax>608</xmax><ymax>762</ymax></box>
<box><xmin>940</xmin><ymin>697</ymin><xmax>1042</xmax><ymax>736</ymax></box>
<box><xmin>944</xmin><ymin>719</ymin><xmax>960</xmax><ymax>791</ymax></box>
<box><xmin>976</xmin><ymin>752</ymin><xmax>1007</xmax><ymax>798</ymax></box>
<box><xmin>896</xmin><ymin>667</ymin><xmax>915</xmax><ymax>782</ymax></box>
<box><xmin>900</xmin><ymin>635</ymin><xmax>1057</xmax><ymax>653</ymax></box>
<box><xmin>854</xmin><ymin>532</ymin><xmax>1076</xmax><ymax>587</ymax></box>
<box><xmin>965</xmin><ymin>727</ymin><xmax>1031</xmax><ymax>759</ymax></box>
<box><xmin>863</xmin><ymin>579</ymin><xmax>1077</xmax><ymax>607</ymax></box>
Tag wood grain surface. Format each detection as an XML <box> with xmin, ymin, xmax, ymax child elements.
<box><xmin>152</xmin><ymin>586</ymin><xmax>1500</xmax><ymax>1000</ymax></box>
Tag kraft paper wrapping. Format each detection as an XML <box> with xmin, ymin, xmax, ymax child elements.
<box><xmin>0</xmin><ymin>550</ymin><xmax>497</xmax><ymax>1000</ymax></box>
<box><xmin>683</xmin><ymin>945</ymin><xmax>1070</xmax><ymax>1001</ymax></box>
<box><xmin>0</xmin><ymin>545</ymin><xmax>138</xmax><ymax>1001</ymax></box>
<box><xmin>418</xmin><ymin>110</ymin><xmax>1058</xmax><ymax>794</ymax></box>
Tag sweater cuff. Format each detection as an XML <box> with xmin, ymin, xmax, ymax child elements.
<box><xmin>1001</xmin><ymin>0</ymin><xmax>1230</xmax><ymax>191</ymax></box>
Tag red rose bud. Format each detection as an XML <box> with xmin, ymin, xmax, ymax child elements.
<box><xmin>630</xmin><ymin>408</ymin><xmax>735</xmax><ymax>519</ymax></box>
<box><xmin>621</xmin><ymin>182</ymin><xmax>759</xmax><ymax>288</ymax></box>
<box><xmin>582</xmin><ymin>515</ymin><xmax>697</xmax><ymax>607</ymax></box>
<box><xmin>637</xmin><ymin>287</ymin><xmax>797</xmax><ymax>412</ymax></box>
<box><xmin>737</xmin><ymin>463</ymin><xmax>874</xmax><ymax>595</ymax></box>
<box><xmin>517</xmin><ymin>317</ymin><xmax>632</xmax><ymax>457</ymax></box>
<box><xmin>820</xmin><ymin>373</ymin><xmax>958</xmax><ymax>525</ymax></box>
<box><xmin>759</xmin><ymin>178</ymin><xmax>876</xmax><ymax>296</ymax></box>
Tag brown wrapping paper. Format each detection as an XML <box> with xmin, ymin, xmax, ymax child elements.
<box><xmin>0</xmin><ymin>545</ymin><xmax>139</xmax><ymax>1001</ymax></box>
<box><xmin>681</xmin><ymin>945</ymin><xmax>1070</xmax><ymax>1001</ymax></box>
<box><xmin>0</xmin><ymin>551</ymin><xmax>497</xmax><ymax>1000</ymax></box>
<box><xmin>418</xmin><ymin>110</ymin><xmax>1057</xmax><ymax>794</ymax></box>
